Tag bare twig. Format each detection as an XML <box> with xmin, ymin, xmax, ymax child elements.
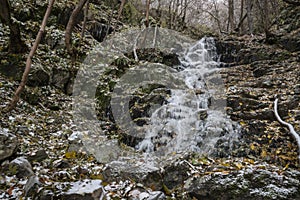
<box><xmin>274</xmin><ymin>98</ymin><xmax>300</xmax><ymax>160</ymax></box>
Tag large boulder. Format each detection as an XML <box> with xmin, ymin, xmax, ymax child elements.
<box><xmin>185</xmin><ymin>168</ymin><xmax>300</xmax><ymax>200</ymax></box>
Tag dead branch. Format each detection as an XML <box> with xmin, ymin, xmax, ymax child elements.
<box><xmin>7</xmin><ymin>0</ymin><xmax>55</xmax><ymax>111</ymax></box>
<box><xmin>65</xmin><ymin>0</ymin><xmax>88</xmax><ymax>59</ymax></box>
<box><xmin>274</xmin><ymin>98</ymin><xmax>300</xmax><ymax>161</ymax></box>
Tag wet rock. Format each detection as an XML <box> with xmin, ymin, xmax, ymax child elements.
<box><xmin>0</xmin><ymin>130</ymin><xmax>18</xmax><ymax>161</ymax></box>
<box><xmin>126</xmin><ymin>49</ymin><xmax>180</xmax><ymax>67</ymax></box>
<box><xmin>9</xmin><ymin>157</ymin><xmax>34</xmax><ymax>178</ymax></box>
<box><xmin>185</xmin><ymin>168</ymin><xmax>300</xmax><ymax>200</ymax></box>
<box><xmin>88</xmin><ymin>22</ymin><xmax>114</xmax><ymax>42</ymax></box>
<box><xmin>196</xmin><ymin>109</ymin><xmax>208</xmax><ymax>120</ymax></box>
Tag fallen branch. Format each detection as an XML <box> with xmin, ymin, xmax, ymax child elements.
<box><xmin>274</xmin><ymin>98</ymin><xmax>300</xmax><ymax>160</ymax></box>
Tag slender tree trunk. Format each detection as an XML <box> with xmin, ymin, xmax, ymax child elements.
<box><xmin>246</xmin><ymin>0</ymin><xmax>253</xmax><ymax>34</ymax></box>
<box><xmin>145</xmin><ymin>0</ymin><xmax>151</xmax><ymax>27</ymax></box>
<box><xmin>173</xmin><ymin>0</ymin><xmax>179</xmax><ymax>29</ymax></box>
<box><xmin>181</xmin><ymin>0</ymin><xmax>188</xmax><ymax>26</ymax></box>
<box><xmin>263</xmin><ymin>0</ymin><xmax>270</xmax><ymax>36</ymax></box>
<box><xmin>81</xmin><ymin>0</ymin><xmax>89</xmax><ymax>39</ymax></box>
<box><xmin>7</xmin><ymin>0</ymin><xmax>55</xmax><ymax>111</ymax></box>
<box><xmin>212</xmin><ymin>0</ymin><xmax>222</xmax><ymax>34</ymax></box>
<box><xmin>157</xmin><ymin>0</ymin><xmax>162</xmax><ymax>24</ymax></box>
<box><xmin>0</xmin><ymin>0</ymin><xmax>27</xmax><ymax>53</ymax></box>
<box><xmin>228</xmin><ymin>0</ymin><xmax>235</xmax><ymax>32</ymax></box>
<box><xmin>65</xmin><ymin>0</ymin><xmax>88</xmax><ymax>61</ymax></box>
<box><xmin>238</xmin><ymin>0</ymin><xmax>244</xmax><ymax>34</ymax></box>
<box><xmin>117</xmin><ymin>0</ymin><xmax>126</xmax><ymax>20</ymax></box>
<box><xmin>168</xmin><ymin>0</ymin><xmax>174</xmax><ymax>29</ymax></box>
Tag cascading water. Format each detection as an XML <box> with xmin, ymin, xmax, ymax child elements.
<box><xmin>137</xmin><ymin>37</ymin><xmax>239</xmax><ymax>157</ymax></box>
<box><xmin>73</xmin><ymin>28</ymin><xmax>240</xmax><ymax>165</ymax></box>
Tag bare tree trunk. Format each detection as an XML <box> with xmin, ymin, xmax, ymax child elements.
<box><xmin>228</xmin><ymin>0</ymin><xmax>235</xmax><ymax>32</ymax></box>
<box><xmin>145</xmin><ymin>0</ymin><xmax>151</xmax><ymax>27</ymax></box>
<box><xmin>212</xmin><ymin>0</ymin><xmax>223</xmax><ymax>34</ymax></box>
<box><xmin>117</xmin><ymin>0</ymin><xmax>126</xmax><ymax>20</ymax></box>
<box><xmin>173</xmin><ymin>0</ymin><xmax>179</xmax><ymax>29</ymax></box>
<box><xmin>246</xmin><ymin>0</ymin><xmax>253</xmax><ymax>34</ymax></box>
<box><xmin>0</xmin><ymin>0</ymin><xmax>27</xmax><ymax>53</ymax></box>
<box><xmin>81</xmin><ymin>0</ymin><xmax>89</xmax><ymax>39</ymax></box>
<box><xmin>181</xmin><ymin>0</ymin><xmax>188</xmax><ymax>26</ymax></box>
<box><xmin>157</xmin><ymin>0</ymin><xmax>162</xmax><ymax>24</ymax></box>
<box><xmin>7</xmin><ymin>0</ymin><xmax>55</xmax><ymax>111</ymax></box>
<box><xmin>263</xmin><ymin>0</ymin><xmax>270</xmax><ymax>36</ymax></box>
<box><xmin>168</xmin><ymin>0</ymin><xmax>174</xmax><ymax>29</ymax></box>
<box><xmin>65</xmin><ymin>0</ymin><xmax>88</xmax><ymax>62</ymax></box>
<box><xmin>238</xmin><ymin>0</ymin><xmax>245</xmax><ymax>34</ymax></box>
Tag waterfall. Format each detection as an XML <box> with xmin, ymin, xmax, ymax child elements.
<box><xmin>137</xmin><ymin>37</ymin><xmax>239</xmax><ymax>156</ymax></box>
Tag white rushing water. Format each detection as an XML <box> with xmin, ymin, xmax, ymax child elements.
<box><xmin>137</xmin><ymin>37</ymin><xmax>239</xmax><ymax>156</ymax></box>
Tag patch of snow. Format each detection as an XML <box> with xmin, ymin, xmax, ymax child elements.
<box><xmin>66</xmin><ymin>179</ymin><xmax>103</xmax><ymax>195</ymax></box>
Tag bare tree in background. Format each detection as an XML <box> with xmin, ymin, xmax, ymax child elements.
<box><xmin>7</xmin><ymin>0</ymin><xmax>55</xmax><ymax>111</ymax></box>
<box><xmin>0</xmin><ymin>0</ymin><xmax>27</xmax><ymax>53</ymax></box>
<box><xmin>227</xmin><ymin>0</ymin><xmax>235</xmax><ymax>32</ymax></box>
<box><xmin>237</xmin><ymin>0</ymin><xmax>245</xmax><ymax>34</ymax></box>
<box><xmin>117</xmin><ymin>0</ymin><xmax>126</xmax><ymax>20</ymax></box>
<box><xmin>80</xmin><ymin>0</ymin><xmax>89</xmax><ymax>39</ymax></box>
<box><xmin>245</xmin><ymin>0</ymin><xmax>253</xmax><ymax>34</ymax></box>
<box><xmin>145</xmin><ymin>0</ymin><xmax>151</xmax><ymax>27</ymax></box>
<box><xmin>65</xmin><ymin>0</ymin><xmax>88</xmax><ymax>63</ymax></box>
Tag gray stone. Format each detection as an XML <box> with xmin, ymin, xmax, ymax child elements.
<box><xmin>10</xmin><ymin>157</ymin><xmax>34</xmax><ymax>178</ymax></box>
<box><xmin>24</xmin><ymin>175</ymin><xmax>41</xmax><ymax>197</ymax></box>
<box><xmin>184</xmin><ymin>168</ymin><xmax>300</xmax><ymax>200</ymax></box>
<box><xmin>0</xmin><ymin>130</ymin><xmax>18</xmax><ymax>161</ymax></box>
<box><xmin>40</xmin><ymin>180</ymin><xmax>104</xmax><ymax>200</ymax></box>
<box><xmin>102</xmin><ymin>160</ymin><xmax>162</xmax><ymax>190</ymax></box>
